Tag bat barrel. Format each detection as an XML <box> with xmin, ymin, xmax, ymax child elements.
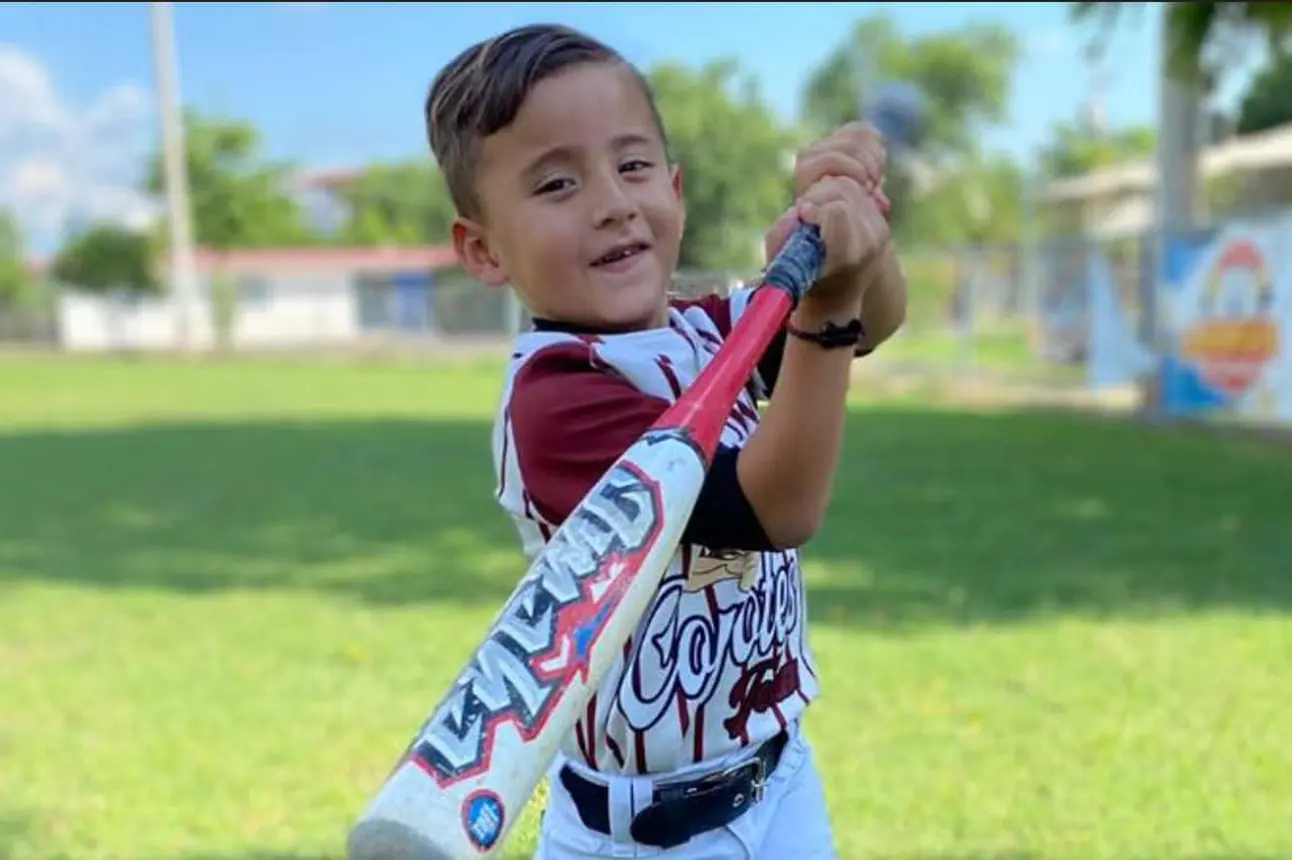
<box><xmin>348</xmin><ymin>819</ymin><xmax>459</xmax><ymax>860</ymax></box>
<box><xmin>347</xmin><ymin>759</ymin><xmax>509</xmax><ymax>860</ymax></box>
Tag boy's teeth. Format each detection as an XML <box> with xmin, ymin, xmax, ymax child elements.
<box><xmin>599</xmin><ymin>247</ymin><xmax>635</xmax><ymax>265</ymax></box>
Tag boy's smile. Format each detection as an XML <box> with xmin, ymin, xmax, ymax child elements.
<box><xmin>451</xmin><ymin>62</ymin><xmax>685</xmax><ymax>332</ymax></box>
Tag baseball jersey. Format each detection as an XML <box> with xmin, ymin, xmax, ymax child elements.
<box><xmin>490</xmin><ymin>287</ymin><xmax>820</xmax><ymax>777</ymax></box>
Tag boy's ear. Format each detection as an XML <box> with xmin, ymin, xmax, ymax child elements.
<box><xmin>452</xmin><ymin>216</ymin><xmax>507</xmax><ymax>288</ymax></box>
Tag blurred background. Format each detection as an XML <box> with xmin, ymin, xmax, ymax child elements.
<box><xmin>2</xmin><ymin>3</ymin><xmax>1291</xmax><ymax>860</ymax></box>
<box><xmin>2</xmin><ymin>2</ymin><xmax>1290</xmax><ymax>421</ymax></box>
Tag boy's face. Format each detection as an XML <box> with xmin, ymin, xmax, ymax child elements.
<box><xmin>452</xmin><ymin>62</ymin><xmax>684</xmax><ymax>331</ymax></box>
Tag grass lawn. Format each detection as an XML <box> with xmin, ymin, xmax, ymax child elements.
<box><xmin>2</xmin><ymin>357</ymin><xmax>1291</xmax><ymax>860</ymax></box>
<box><xmin>874</xmin><ymin>324</ymin><xmax>1085</xmax><ymax>389</ymax></box>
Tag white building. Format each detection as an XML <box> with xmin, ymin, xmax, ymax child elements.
<box><xmin>56</xmin><ymin>245</ymin><xmax>461</xmax><ymax>353</ymax></box>
<box><xmin>1041</xmin><ymin>121</ymin><xmax>1292</xmax><ymax>238</ymax></box>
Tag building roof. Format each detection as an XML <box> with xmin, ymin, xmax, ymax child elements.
<box><xmin>188</xmin><ymin>245</ymin><xmax>458</xmax><ymax>274</ymax></box>
<box><xmin>1042</xmin><ymin>121</ymin><xmax>1292</xmax><ymax>203</ymax></box>
<box><xmin>290</xmin><ymin>167</ymin><xmax>365</xmax><ymax>191</ymax></box>
<box><xmin>27</xmin><ymin>244</ymin><xmax>459</xmax><ymax>278</ymax></box>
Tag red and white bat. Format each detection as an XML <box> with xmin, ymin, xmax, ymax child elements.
<box><xmin>345</xmin><ymin>84</ymin><xmax>926</xmax><ymax>860</ymax></box>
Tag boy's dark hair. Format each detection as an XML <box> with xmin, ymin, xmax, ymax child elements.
<box><xmin>424</xmin><ymin>23</ymin><xmax>669</xmax><ymax>220</ymax></box>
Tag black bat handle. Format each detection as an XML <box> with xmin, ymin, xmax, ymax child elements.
<box><xmin>760</xmin><ymin>222</ymin><xmax>827</xmax><ymax>309</ymax></box>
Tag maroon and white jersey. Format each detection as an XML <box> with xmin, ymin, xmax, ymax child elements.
<box><xmin>490</xmin><ymin>287</ymin><xmax>820</xmax><ymax>776</ymax></box>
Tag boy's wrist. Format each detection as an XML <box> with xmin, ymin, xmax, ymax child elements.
<box><xmin>792</xmin><ymin>286</ymin><xmax>862</xmax><ymax>330</ymax></box>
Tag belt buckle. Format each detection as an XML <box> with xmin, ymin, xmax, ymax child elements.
<box><xmin>699</xmin><ymin>755</ymin><xmax>767</xmax><ymax>806</ymax></box>
<box><xmin>747</xmin><ymin>756</ymin><xmax>768</xmax><ymax>804</ymax></box>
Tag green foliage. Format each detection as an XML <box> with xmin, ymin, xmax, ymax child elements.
<box><xmin>800</xmin><ymin>14</ymin><xmax>1022</xmax><ymax>242</ymax></box>
<box><xmin>1073</xmin><ymin>2</ymin><xmax>1292</xmax><ymax>82</ymax></box>
<box><xmin>50</xmin><ymin>222</ymin><xmax>159</xmax><ymax>294</ymax></box>
<box><xmin>1205</xmin><ymin>170</ymin><xmax>1248</xmax><ymax>220</ymax></box>
<box><xmin>1038</xmin><ymin>122</ymin><xmax>1157</xmax><ymax>179</ymax></box>
<box><xmin>210</xmin><ymin>274</ymin><xmax>238</xmax><ymax>351</ymax></box>
<box><xmin>902</xmin><ymin>154</ymin><xmax>1025</xmax><ymax>247</ymax></box>
<box><xmin>1237</xmin><ymin>51</ymin><xmax>1292</xmax><ymax>135</ymax></box>
<box><xmin>0</xmin><ymin>209</ymin><xmax>30</xmax><ymax>302</ymax></box>
<box><xmin>48</xmin><ymin>17</ymin><xmax>1044</xmax><ymax>278</ymax></box>
<box><xmin>335</xmin><ymin>161</ymin><xmax>458</xmax><ymax>246</ymax></box>
<box><xmin>144</xmin><ymin>111</ymin><xmax>317</xmax><ymax>250</ymax></box>
<box><xmin>802</xmin><ymin>14</ymin><xmax>1021</xmax><ymax>159</ymax></box>
<box><xmin>648</xmin><ymin>59</ymin><xmax>797</xmax><ymax>271</ymax></box>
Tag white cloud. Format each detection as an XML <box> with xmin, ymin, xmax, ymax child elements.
<box><xmin>0</xmin><ymin>45</ymin><xmax>158</xmax><ymax>255</ymax></box>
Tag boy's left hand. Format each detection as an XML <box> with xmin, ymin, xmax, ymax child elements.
<box><xmin>764</xmin><ymin>122</ymin><xmax>891</xmax><ymax>304</ymax></box>
<box><xmin>794</xmin><ymin>121</ymin><xmax>889</xmax><ymax>220</ymax></box>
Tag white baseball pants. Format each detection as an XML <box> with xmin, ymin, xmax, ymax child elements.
<box><xmin>533</xmin><ymin>722</ymin><xmax>837</xmax><ymax>859</ymax></box>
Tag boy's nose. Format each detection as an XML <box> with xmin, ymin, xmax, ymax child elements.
<box><xmin>591</xmin><ymin>178</ymin><xmax>638</xmax><ymax>228</ymax></box>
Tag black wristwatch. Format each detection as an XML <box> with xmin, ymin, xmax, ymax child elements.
<box><xmin>785</xmin><ymin>317</ymin><xmax>866</xmax><ymax>350</ymax></box>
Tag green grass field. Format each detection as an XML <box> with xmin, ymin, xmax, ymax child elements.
<box><xmin>2</xmin><ymin>357</ymin><xmax>1291</xmax><ymax>860</ymax></box>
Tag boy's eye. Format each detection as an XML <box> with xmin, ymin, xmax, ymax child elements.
<box><xmin>620</xmin><ymin>159</ymin><xmax>653</xmax><ymax>173</ymax></box>
<box><xmin>535</xmin><ymin>177</ymin><xmax>574</xmax><ymax>195</ymax></box>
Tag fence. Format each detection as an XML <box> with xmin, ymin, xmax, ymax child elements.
<box><xmin>851</xmin><ymin>232</ymin><xmax>1152</xmax><ymax>397</ymax></box>
<box><xmin>0</xmin><ymin>228</ymin><xmax>1198</xmax><ymax>406</ymax></box>
<box><xmin>0</xmin><ymin>243</ymin><xmax>1119</xmax><ymax>389</ymax></box>
<box><xmin>0</xmin><ymin>268</ymin><xmax>754</xmax><ymax>355</ymax></box>
<box><xmin>0</xmin><ymin>280</ymin><xmax>60</xmax><ymax>349</ymax></box>
<box><xmin>9</xmin><ymin>274</ymin><xmax>518</xmax><ymax>355</ymax></box>
<box><xmin>0</xmin><ymin>239</ymin><xmax>1148</xmax><ymax>387</ymax></box>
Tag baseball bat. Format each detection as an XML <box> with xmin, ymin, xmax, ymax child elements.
<box><xmin>345</xmin><ymin>83</ymin><xmax>926</xmax><ymax>860</ymax></box>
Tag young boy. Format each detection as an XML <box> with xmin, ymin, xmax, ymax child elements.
<box><xmin>425</xmin><ymin>22</ymin><xmax>907</xmax><ymax>859</ymax></box>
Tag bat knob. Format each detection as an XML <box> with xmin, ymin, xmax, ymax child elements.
<box><xmin>867</xmin><ymin>81</ymin><xmax>928</xmax><ymax>152</ymax></box>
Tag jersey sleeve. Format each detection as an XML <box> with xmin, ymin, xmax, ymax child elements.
<box><xmin>508</xmin><ymin>341</ymin><xmax>776</xmax><ymax>552</ymax></box>
<box><xmin>672</xmin><ymin>289</ymin><xmax>781</xmax><ymax>401</ymax></box>
<box><xmin>670</xmin><ymin>291</ymin><xmax>733</xmax><ymax>336</ymax></box>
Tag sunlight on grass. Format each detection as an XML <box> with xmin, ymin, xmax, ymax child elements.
<box><xmin>3</xmin><ymin>358</ymin><xmax>1291</xmax><ymax>860</ymax></box>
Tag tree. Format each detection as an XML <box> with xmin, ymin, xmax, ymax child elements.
<box><xmin>50</xmin><ymin>223</ymin><xmax>159</xmax><ymax>294</ymax></box>
<box><xmin>1070</xmin><ymin>2</ymin><xmax>1292</xmax><ymax>231</ymax></box>
<box><xmin>802</xmin><ymin>15</ymin><xmax>1021</xmax><ymax>161</ymax></box>
<box><xmin>648</xmin><ymin>59</ymin><xmax>798</xmax><ymax>272</ymax></box>
<box><xmin>1236</xmin><ymin>52</ymin><xmax>1292</xmax><ymax>135</ymax></box>
<box><xmin>142</xmin><ymin>111</ymin><xmax>317</xmax><ymax>349</ymax></box>
<box><xmin>144</xmin><ymin>111</ymin><xmax>317</xmax><ymax>250</ymax></box>
<box><xmin>0</xmin><ymin>209</ymin><xmax>29</xmax><ymax>302</ymax></box>
<box><xmin>904</xmin><ymin>155</ymin><xmax>1024</xmax><ymax>246</ymax></box>
<box><xmin>801</xmin><ymin>14</ymin><xmax>1022</xmax><ymax>241</ymax></box>
<box><xmin>333</xmin><ymin>161</ymin><xmax>457</xmax><ymax>246</ymax></box>
<box><xmin>1038</xmin><ymin>122</ymin><xmax>1157</xmax><ymax>179</ymax></box>
<box><xmin>1073</xmin><ymin>3</ymin><xmax>1292</xmax><ymax>81</ymax></box>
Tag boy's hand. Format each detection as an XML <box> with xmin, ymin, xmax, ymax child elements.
<box><xmin>764</xmin><ymin>122</ymin><xmax>890</xmax><ymax>309</ymax></box>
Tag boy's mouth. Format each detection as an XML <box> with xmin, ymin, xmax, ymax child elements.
<box><xmin>592</xmin><ymin>242</ymin><xmax>650</xmax><ymax>267</ymax></box>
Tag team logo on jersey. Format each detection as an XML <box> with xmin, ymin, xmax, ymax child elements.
<box><xmin>620</xmin><ymin>549</ymin><xmax>805</xmax><ymax>739</ymax></box>
<box><xmin>405</xmin><ymin>448</ymin><xmax>673</xmax><ymax>786</ymax></box>
<box><xmin>686</xmin><ymin>548</ymin><xmax>759</xmax><ymax>592</ymax></box>
<box><xmin>461</xmin><ymin>789</ymin><xmax>505</xmax><ymax>851</ymax></box>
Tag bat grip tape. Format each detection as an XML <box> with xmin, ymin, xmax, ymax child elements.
<box><xmin>758</xmin><ymin>222</ymin><xmax>825</xmax><ymax>309</ymax></box>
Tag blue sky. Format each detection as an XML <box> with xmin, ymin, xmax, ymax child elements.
<box><xmin>0</xmin><ymin>2</ymin><xmax>1261</xmax><ymax>253</ymax></box>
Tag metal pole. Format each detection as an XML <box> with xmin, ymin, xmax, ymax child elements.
<box><xmin>150</xmin><ymin>1</ymin><xmax>200</xmax><ymax>352</ymax></box>
<box><xmin>1148</xmin><ymin>8</ymin><xmax>1203</xmax><ymax>417</ymax></box>
<box><xmin>1019</xmin><ymin>162</ymin><xmax>1042</xmax><ymax>347</ymax></box>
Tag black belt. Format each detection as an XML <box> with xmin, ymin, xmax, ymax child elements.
<box><xmin>558</xmin><ymin>731</ymin><xmax>788</xmax><ymax>849</ymax></box>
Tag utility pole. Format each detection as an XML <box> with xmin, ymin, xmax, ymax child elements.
<box><xmin>150</xmin><ymin>1</ymin><xmax>201</xmax><ymax>352</ymax></box>
<box><xmin>1147</xmin><ymin>9</ymin><xmax>1205</xmax><ymax>417</ymax></box>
